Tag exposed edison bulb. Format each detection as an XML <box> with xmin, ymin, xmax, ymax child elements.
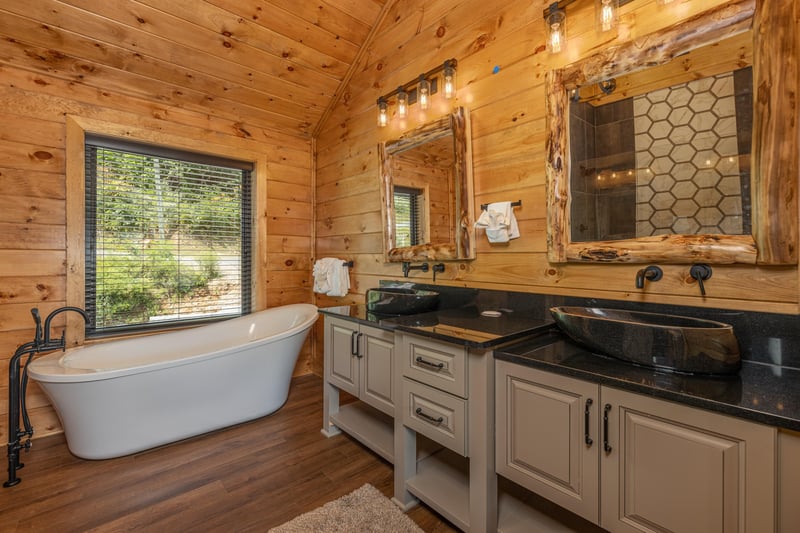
<box><xmin>443</xmin><ymin>61</ymin><xmax>456</xmax><ymax>99</ymax></box>
<box><xmin>418</xmin><ymin>75</ymin><xmax>430</xmax><ymax>110</ymax></box>
<box><xmin>545</xmin><ymin>7</ymin><xmax>566</xmax><ymax>54</ymax></box>
<box><xmin>549</xmin><ymin>23</ymin><xmax>563</xmax><ymax>53</ymax></box>
<box><xmin>396</xmin><ymin>87</ymin><xmax>408</xmax><ymax>118</ymax></box>
<box><xmin>598</xmin><ymin>0</ymin><xmax>617</xmax><ymax>32</ymax></box>
<box><xmin>377</xmin><ymin>98</ymin><xmax>388</xmax><ymax>128</ymax></box>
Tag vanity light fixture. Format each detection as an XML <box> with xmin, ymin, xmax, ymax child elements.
<box><xmin>544</xmin><ymin>0</ymin><xmax>631</xmax><ymax>52</ymax></box>
<box><xmin>545</xmin><ymin>3</ymin><xmax>567</xmax><ymax>54</ymax></box>
<box><xmin>418</xmin><ymin>75</ymin><xmax>431</xmax><ymax>110</ymax></box>
<box><xmin>443</xmin><ymin>59</ymin><xmax>456</xmax><ymax>99</ymax></box>
<box><xmin>597</xmin><ymin>0</ymin><xmax>618</xmax><ymax>32</ymax></box>
<box><xmin>377</xmin><ymin>97</ymin><xmax>388</xmax><ymax>127</ymax></box>
<box><xmin>376</xmin><ymin>58</ymin><xmax>457</xmax><ymax>128</ymax></box>
<box><xmin>396</xmin><ymin>87</ymin><xmax>408</xmax><ymax>118</ymax></box>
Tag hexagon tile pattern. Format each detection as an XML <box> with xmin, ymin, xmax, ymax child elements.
<box><xmin>634</xmin><ymin>72</ymin><xmax>743</xmax><ymax>236</ymax></box>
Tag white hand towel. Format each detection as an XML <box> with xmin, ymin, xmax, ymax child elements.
<box><xmin>475</xmin><ymin>201</ymin><xmax>520</xmax><ymax>243</ymax></box>
<box><xmin>313</xmin><ymin>258</ymin><xmax>350</xmax><ymax>297</ymax></box>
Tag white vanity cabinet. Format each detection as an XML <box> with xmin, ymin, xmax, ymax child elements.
<box><xmin>394</xmin><ymin>331</ymin><xmax>497</xmax><ymax>533</ymax></box>
<box><xmin>322</xmin><ymin>315</ymin><xmax>396</xmax><ymax>462</ymax></box>
<box><xmin>496</xmin><ymin>360</ymin><xmax>777</xmax><ymax>533</ymax></box>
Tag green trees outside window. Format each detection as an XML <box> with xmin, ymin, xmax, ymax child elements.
<box><xmin>85</xmin><ymin>141</ymin><xmax>252</xmax><ymax>332</ymax></box>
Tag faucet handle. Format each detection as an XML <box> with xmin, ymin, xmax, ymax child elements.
<box><xmin>30</xmin><ymin>308</ymin><xmax>42</xmax><ymax>345</ymax></box>
<box><xmin>689</xmin><ymin>264</ymin><xmax>712</xmax><ymax>296</ymax></box>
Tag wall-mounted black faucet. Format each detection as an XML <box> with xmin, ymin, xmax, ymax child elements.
<box><xmin>402</xmin><ymin>262</ymin><xmax>429</xmax><ymax>278</ymax></box>
<box><xmin>635</xmin><ymin>265</ymin><xmax>663</xmax><ymax>289</ymax></box>
<box><xmin>689</xmin><ymin>263</ymin><xmax>713</xmax><ymax>296</ymax></box>
<box><xmin>5</xmin><ymin>306</ymin><xmax>90</xmax><ymax>487</ymax></box>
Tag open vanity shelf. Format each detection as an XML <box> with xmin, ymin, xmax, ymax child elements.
<box><xmin>328</xmin><ymin>401</ymin><xmax>394</xmax><ymax>463</ymax></box>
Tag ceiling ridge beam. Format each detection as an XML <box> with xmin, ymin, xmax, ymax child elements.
<box><xmin>312</xmin><ymin>0</ymin><xmax>397</xmax><ymax>139</ymax></box>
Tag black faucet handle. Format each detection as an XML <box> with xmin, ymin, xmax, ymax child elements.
<box><xmin>30</xmin><ymin>308</ymin><xmax>43</xmax><ymax>345</ymax></box>
<box><xmin>689</xmin><ymin>264</ymin><xmax>712</xmax><ymax>296</ymax></box>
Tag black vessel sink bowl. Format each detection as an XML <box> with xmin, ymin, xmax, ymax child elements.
<box><xmin>366</xmin><ymin>287</ymin><xmax>439</xmax><ymax>315</ymax></box>
<box><xmin>550</xmin><ymin>306</ymin><xmax>741</xmax><ymax>375</ymax></box>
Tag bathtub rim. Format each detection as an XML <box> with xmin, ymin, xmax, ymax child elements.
<box><xmin>28</xmin><ymin>303</ymin><xmax>318</xmax><ymax>384</ymax></box>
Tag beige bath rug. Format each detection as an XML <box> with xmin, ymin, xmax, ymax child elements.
<box><xmin>269</xmin><ymin>483</ymin><xmax>422</xmax><ymax>533</ymax></box>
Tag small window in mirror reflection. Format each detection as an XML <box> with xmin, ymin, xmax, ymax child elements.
<box><xmin>394</xmin><ymin>186</ymin><xmax>424</xmax><ymax>247</ymax></box>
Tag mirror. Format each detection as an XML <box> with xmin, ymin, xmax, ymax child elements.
<box><xmin>380</xmin><ymin>107</ymin><xmax>475</xmax><ymax>262</ymax></box>
<box><xmin>545</xmin><ymin>0</ymin><xmax>798</xmax><ymax>264</ymax></box>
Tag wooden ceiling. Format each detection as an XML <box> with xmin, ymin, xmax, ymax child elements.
<box><xmin>0</xmin><ymin>0</ymin><xmax>391</xmax><ymax>138</ymax></box>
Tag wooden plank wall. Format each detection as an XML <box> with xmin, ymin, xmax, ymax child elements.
<box><xmin>314</xmin><ymin>0</ymin><xmax>800</xmax><ymax>374</ymax></box>
<box><xmin>0</xmin><ymin>72</ymin><xmax>313</xmax><ymax>440</ymax></box>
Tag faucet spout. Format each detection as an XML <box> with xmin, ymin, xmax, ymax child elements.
<box><xmin>402</xmin><ymin>262</ymin><xmax>429</xmax><ymax>277</ymax></box>
<box><xmin>635</xmin><ymin>265</ymin><xmax>663</xmax><ymax>289</ymax></box>
<box><xmin>42</xmin><ymin>306</ymin><xmax>90</xmax><ymax>348</ymax></box>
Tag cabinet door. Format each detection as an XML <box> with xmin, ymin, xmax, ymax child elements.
<box><xmin>779</xmin><ymin>429</ymin><xmax>800</xmax><ymax>533</ymax></box>
<box><xmin>360</xmin><ymin>324</ymin><xmax>395</xmax><ymax>416</ymax></box>
<box><xmin>601</xmin><ymin>386</ymin><xmax>775</xmax><ymax>533</ymax></box>
<box><xmin>495</xmin><ymin>360</ymin><xmax>600</xmax><ymax>523</ymax></box>
<box><xmin>325</xmin><ymin>317</ymin><xmax>359</xmax><ymax>396</ymax></box>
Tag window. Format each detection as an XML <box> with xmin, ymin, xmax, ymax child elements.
<box><xmin>393</xmin><ymin>186</ymin><xmax>424</xmax><ymax>247</ymax></box>
<box><xmin>84</xmin><ymin>136</ymin><xmax>252</xmax><ymax>334</ymax></box>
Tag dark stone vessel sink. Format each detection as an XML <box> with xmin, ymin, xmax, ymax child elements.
<box><xmin>366</xmin><ymin>287</ymin><xmax>439</xmax><ymax>315</ymax></box>
<box><xmin>550</xmin><ymin>306</ymin><xmax>741</xmax><ymax>375</ymax></box>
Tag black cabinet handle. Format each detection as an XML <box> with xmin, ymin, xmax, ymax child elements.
<box><xmin>350</xmin><ymin>331</ymin><xmax>358</xmax><ymax>356</ymax></box>
<box><xmin>415</xmin><ymin>407</ymin><xmax>444</xmax><ymax>425</ymax></box>
<box><xmin>584</xmin><ymin>398</ymin><xmax>593</xmax><ymax>447</ymax></box>
<box><xmin>603</xmin><ymin>403</ymin><xmax>612</xmax><ymax>454</ymax></box>
<box><xmin>415</xmin><ymin>356</ymin><xmax>444</xmax><ymax>370</ymax></box>
<box><xmin>355</xmin><ymin>333</ymin><xmax>363</xmax><ymax>358</ymax></box>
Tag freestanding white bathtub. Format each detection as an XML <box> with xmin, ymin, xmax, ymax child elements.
<box><xmin>28</xmin><ymin>303</ymin><xmax>318</xmax><ymax>460</ymax></box>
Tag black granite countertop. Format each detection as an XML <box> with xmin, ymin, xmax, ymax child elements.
<box><xmin>320</xmin><ymin>304</ymin><xmax>555</xmax><ymax>348</ymax></box>
<box><xmin>319</xmin><ymin>304</ymin><xmax>396</xmax><ymax>330</ymax></box>
<box><xmin>495</xmin><ymin>331</ymin><xmax>800</xmax><ymax>432</ymax></box>
<box><xmin>320</xmin><ymin>283</ymin><xmax>800</xmax><ymax>432</ymax></box>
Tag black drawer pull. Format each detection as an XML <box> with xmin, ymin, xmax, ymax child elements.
<box><xmin>350</xmin><ymin>331</ymin><xmax>359</xmax><ymax>356</ymax></box>
<box><xmin>584</xmin><ymin>398</ymin><xmax>593</xmax><ymax>447</ymax></box>
<box><xmin>415</xmin><ymin>407</ymin><xmax>444</xmax><ymax>425</ymax></box>
<box><xmin>415</xmin><ymin>356</ymin><xmax>444</xmax><ymax>370</ymax></box>
<box><xmin>603</xmin><ymin>403</ymin><xmax>612</xmax><ymax>454</ymax></box>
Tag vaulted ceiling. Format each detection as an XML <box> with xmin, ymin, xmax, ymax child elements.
<box><xmin>0</xmin><ymin>0</ymin><xmax>391</xmax><ymax>138</ymax></box>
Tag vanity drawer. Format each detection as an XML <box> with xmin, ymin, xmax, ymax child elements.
<box><xmin>401</xmin><ymin>334</ymin><xmax>467</xmax><ymax>398</ymax></box>
<box><xmin>402</xmin><ymin>377</ymin><xmax>467</xmax><ymax>456</ymax></box>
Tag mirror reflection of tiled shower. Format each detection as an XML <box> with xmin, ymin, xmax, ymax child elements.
<box><xmin>569</xmin><ymin>67</ymin><xmax>752</xmax><ymax>242</ymax></box>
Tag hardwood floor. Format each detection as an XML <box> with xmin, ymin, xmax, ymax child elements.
<box><xmin>0</xmin><ymin>375</ymin><xmax>457</xmax><ymax>532</ymax></box>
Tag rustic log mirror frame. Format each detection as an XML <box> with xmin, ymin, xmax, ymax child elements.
<box><xmin>545</xmin><ymin>0</ymin><xmax>798</xmax><ymax>264</ymax></box>
<box><xmin>379</xmin><ymin>107</ymin><xmax>475</xmax><ymax>262</ymax></box>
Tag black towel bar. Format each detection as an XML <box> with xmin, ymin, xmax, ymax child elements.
<box><xmin>480</xmin><ymin>200</ymin><xmax>522</xmax><ymax>211</ymax></box>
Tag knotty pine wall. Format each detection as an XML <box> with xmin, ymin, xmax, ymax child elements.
<box><xmin>0</xmin><ymin>71</ymin><xmax>313</xmax><ymax>441</ymax></box>
<box><xmin>313</xmin><ymin>0</ymin><xmax>799</xmax><ymax>374</ymax></box>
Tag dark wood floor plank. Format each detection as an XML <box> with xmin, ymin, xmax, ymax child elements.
<box><xmin>0</xmin><ymin>375</ymin><xmax>457</xmax><ymax>532</ymax></box>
